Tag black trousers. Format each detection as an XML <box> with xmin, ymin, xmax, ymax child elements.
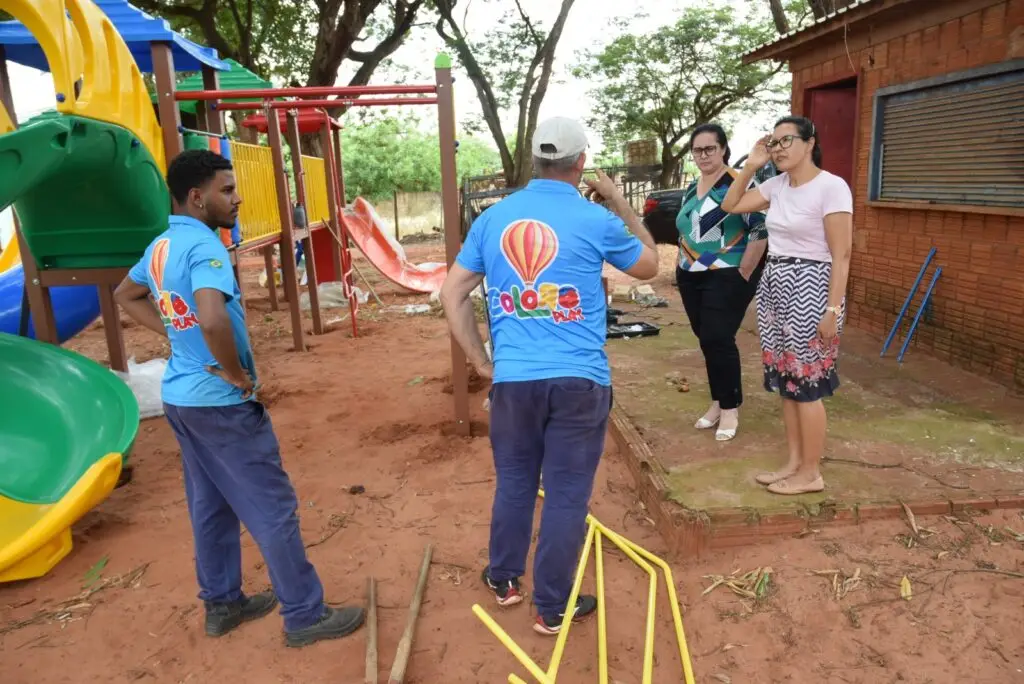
<box><xmin>676</xmin><ymin>263</ymin><xmax>763</xmax><ymax>410</ymax></box>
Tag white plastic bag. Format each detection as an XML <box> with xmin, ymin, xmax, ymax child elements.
<box><xmin>113</xmin><ymin>357</ymin><xmax>168</xmax><ymax>420</ymax></box>
<box><xmin>300</xmin><ymin>282</ymin><xmax>369</xmax><ymax>310</ymax></box>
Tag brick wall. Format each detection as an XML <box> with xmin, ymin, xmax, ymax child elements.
<box><xmin>787</xmin><ymin>0</ymin><xmax>1024</xmax><ymax>391</ymax></box>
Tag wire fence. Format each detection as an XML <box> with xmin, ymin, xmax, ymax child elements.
<box><xmin>461</xmin><ymin>165</ymin><xmax>671</xmax><ymax>237</ymax></box>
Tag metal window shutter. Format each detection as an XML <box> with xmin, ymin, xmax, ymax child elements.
<box><xmin>879</xmin><ymin>76</ymin><xmax>1024</xmax><ymax>208</ymax></box>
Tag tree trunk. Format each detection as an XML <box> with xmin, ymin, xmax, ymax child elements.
<box><xmin>435</xmin><ymin>0</ymin><xmax>576</xmax><ymax>187</ymax></box>
<box><xmin>509</xmin><ymin>0</ymin><xmax>577</xmax><ymax>186</ymax></box>
<box><xmin>658</xmin><ymin>143</ymin><xmax>676</xmax><ymax>188</ymax></box>
<box><xmin>768</xmin><ymin>0</ymin><xmax>791</xmax><ymax>34</ymax></box>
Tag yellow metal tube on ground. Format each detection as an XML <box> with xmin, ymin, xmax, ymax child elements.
<box><xmin>546</xmin><ymin>521</ymin><xmax>596</xmax><ymax>681</ymax></box>
<box><xmin>471</xmin><ymin>604</ymin><xmax>553</xmax><ymax>684</ymax></box>
<box><xmin>595</xmin><ymin>529</ymin><xmax>608</xmax><ymax>684</ymax></box>
<box><xmin>595</xmin><ymin>522</ymin><xmax>657</xmax><ymax>684</ymax></box>
<box><xmin>610</xmin><ymin>530</ymin><xmax>696</xmax><ymax>684</ymax></box>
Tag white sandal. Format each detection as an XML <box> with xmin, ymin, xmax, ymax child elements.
<box><xmin>695</xmin><ymin>416</ymin><xmax>719</xmax><ymax>430</ymax></box>
<box><xmin>715</xmin><ymin>426</ymin><xmax>736</xmax><ymax>441</ymax></box>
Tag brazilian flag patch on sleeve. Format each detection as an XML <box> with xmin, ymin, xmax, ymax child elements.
<box><xmin>210</xmin><ymin>259</ymin><xmax>223</xmax><ymax>268</ymax></box>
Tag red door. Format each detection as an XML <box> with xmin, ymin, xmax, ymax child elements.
<box><xmin>806</xmin><ymin>83</ymin><xmax>857</xmax><ymax>189</ymax></box>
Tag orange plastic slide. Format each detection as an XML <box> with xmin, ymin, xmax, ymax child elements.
<box><xmin>340</xmin><ymin>197</ymin><xmax>447</xmax><ymax>294</ymax></box>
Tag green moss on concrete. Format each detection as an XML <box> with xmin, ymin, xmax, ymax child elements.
<box><xmin>831</xmin><ymin>408</ymin><xmax>1024</xmax><ymax>469</ymax></box>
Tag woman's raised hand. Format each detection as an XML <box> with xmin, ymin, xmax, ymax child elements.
<box><xmin>745</xmin><ymin>135</ymin><xmax>772</xmax><ymax>170</ymax></box>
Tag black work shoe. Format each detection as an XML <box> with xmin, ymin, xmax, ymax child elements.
<box><xmin>481</xmin><ymin>567</ymin><xmax>524</xmax><ymax>607</ymax></box>
<box><xmin>533</xmin><ymin>594</ymin><xmax>598</xmax><ymax>636</ymax></box>
<box><xmin>285</xmin><ymin>605</ymin><xmax>365</xmax><ymax>648</ymax></box>
<box><xmin>205</xmin><ymin>591</ymin><xmax>278</xmax><ymax>637</ymax></box>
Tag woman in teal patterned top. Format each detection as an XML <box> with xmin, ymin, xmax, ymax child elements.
<box><xmin>676</xmin><ymin>124</ymin><xmax>767</xmax><ymax>441</ymax></box>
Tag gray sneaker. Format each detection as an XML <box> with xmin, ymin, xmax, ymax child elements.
<box><xmin>205</xmin><ymin>591</ymin><xmax>278</xmax><ymax>637</ymax></box>
<box><xmin>285</xmin><ymin>605</ymin><xmax>365</xmax><ymax>648</ymax></box>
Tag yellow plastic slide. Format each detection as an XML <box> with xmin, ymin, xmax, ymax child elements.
<box><xmin>0</xmin><ymin>235</ymin><xmax>17</xmax><ymax>274</ymax></box>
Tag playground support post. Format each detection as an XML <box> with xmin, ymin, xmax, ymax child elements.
<box><xmin>197</xmin><ymin>65</ymin><xmax>224</xmax><ymax>136</ymax></box>
<box><xmin>285</xmin><ymin>110</ymin><xmax>323</xmax><ymax>336</ymax></box>
<box><xmin>264</xmin><ymin>103</ymin><xmax>306</xmax><ymax>352</ymax></box>
<box><xmin>320</xmin><ymin>119</ymin><xmax>360</xmax><ymax>339</ymax></box>
<box><xmin>319</xmin><ymin>121</ymin><xmax>345</xmax><ymax>295</ymax></box>
<box><xmin>332</xmin><ymin>126</ymin><xmax>348</xmax><ymax>211</ymax></box>
<box><xmin>262</xmin><ymin>245</ymin><xmax>280</xmax><ymax>311</ymax></box>
<box><xmin>435</xmin><ymin>56</ymin><xmax>471</xmax><ymax>437</ymax></box>
<box><xmin>151</xmin><ymin>42</ymin><xmax>183</xmax><ymax>161</ymax></box>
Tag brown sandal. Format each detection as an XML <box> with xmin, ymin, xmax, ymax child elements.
<box><xmin>766</xmin><ymin>476</ymin><xmax>825</xmax><ymax>495</ymax></box>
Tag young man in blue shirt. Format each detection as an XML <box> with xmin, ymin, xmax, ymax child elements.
<box><xmin>440</xmin><ymin>117</ymin><xmax>659</xmax><ymax>635</ymax></box>
<box><xmin>114</xmin><ymin>150</ymin><xmax>363</xmax><ymax>647</ymax></box>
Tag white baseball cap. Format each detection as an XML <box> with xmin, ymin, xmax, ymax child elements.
<box><xmin>532</xmin><ymin>117</ymin><xmax>588</xmax><ymax>160</ymax></box>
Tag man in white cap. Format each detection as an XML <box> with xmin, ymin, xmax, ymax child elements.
<box><xmin>440</xmin><ymin>116</ymin><xmax>658</xmax><ymax>635</ymax></box>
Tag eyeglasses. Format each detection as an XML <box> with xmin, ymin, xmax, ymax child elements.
<box><xmin>692</xmin><ymin>145</ymin><xmax>719</xmax><ymax>158</ymax></box>
<box><xmin>766</xmin><ymin>135</ymin><xmax>799</xmax><ymax>150</ymax></box>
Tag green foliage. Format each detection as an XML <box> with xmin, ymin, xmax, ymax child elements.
<box><xmin>579</xmin><ymin>6</ymin><xmax>785</xmax><ymax>180</ymax></box>
<box><xmin>340</xmin><ymin>114</ymin><xmax>500</xmax><ymax>202</ymax></box>
<box><xmin>593</xmin><ymin>149</ymin><xmax>624</xmax><ymax>168</ymax></box>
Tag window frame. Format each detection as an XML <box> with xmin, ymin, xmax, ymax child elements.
<box><xmin>867</xmin><ymin>59</ymin><xmax>1024</xmax><ymax>215</ymax></box>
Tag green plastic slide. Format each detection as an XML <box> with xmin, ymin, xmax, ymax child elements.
<box><xmin>0</xmin><ymin>333</ymin><xmax>139</xmax><ymax>582</ymax></box>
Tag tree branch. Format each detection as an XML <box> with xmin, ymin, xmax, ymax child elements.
<box><xmin>434</xmin><ymin>0</ymin><xmax>514</xmax><ymax>178</ymax></box>
<box><xmin>512</xmin><ymin>0</ymin><xmax>543</xmax><ymax>48</ymax></box>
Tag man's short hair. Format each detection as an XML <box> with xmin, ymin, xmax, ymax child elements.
<box><xmin>166</xmin><ymin>149</ymin><xmax>233</xmax><ymax>204</ymax></box>
<box><xmin>533</xmin><ymin>153</ymin><xmax>582</xmax><ymax>176</ymax></box>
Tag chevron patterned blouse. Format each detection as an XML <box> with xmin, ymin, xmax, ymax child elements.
<box><xmin>675</xmin><ymin>170</ymin><xmax>767</xmax><ymax>272</ymax></box>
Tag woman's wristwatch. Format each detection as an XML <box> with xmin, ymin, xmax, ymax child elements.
<box><xmin>825</xmin><ymin>305</ymin><xmax>842</xmax><ymax>316</ymax></box>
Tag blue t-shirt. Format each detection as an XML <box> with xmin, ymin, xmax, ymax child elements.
<box><xmin>129</xmin><ymin>215</ymin><xmax>256</xmax><ymax>407</ymax></box>
<box><xmin>456</xmin><ymin>179</ymin><xmax>644</xmax><ymax>386</ymax></box>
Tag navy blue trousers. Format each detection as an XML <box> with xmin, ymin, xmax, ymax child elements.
<box><xmin>488</xmin><ymin>378</ymin><xmax>612</xmax><ymax>619</ymax></box>
<box><xmin>164</xmin><ymin>401</ymin><xmax>325</xmax><ymax>632</ymax></box>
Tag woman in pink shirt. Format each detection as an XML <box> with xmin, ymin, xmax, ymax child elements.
<box><xmin>721</xmin><ymin>116</ymin><xmax>853</xmax><ymax>495</ymax></box>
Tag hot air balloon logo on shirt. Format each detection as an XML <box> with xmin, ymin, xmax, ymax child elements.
<box><xmin>149</xmin><ymin>238</ymin><xmax>199</xmax><ymax>332</ymax></box>
<box><xmin>489</xmin><ymin>219</ymin><xmax>584</xmax><ymax>324</ymax></box>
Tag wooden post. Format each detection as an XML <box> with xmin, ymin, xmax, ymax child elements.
<box><xmin>151</xmin><ymin>43</ymin><xmax>183</xmax><ymax>161</ymax></box>
<box><xmin>262</xmin><ymin>244</ymin><xmax>279</xmax><ymax>311</ymax></box>
<box><xmin>15</xmin><ymin>231</ymin><xmax>57</xmax><ymax>344</ymax></box>
<box><xmin>320</xmin><ymin>121</ymin><xmax>344</xmax><ymax>284</ymax></box>
<box><xmin>97</xmin><ymin>285</ymin><xmax>127</xmax><ymax>372</ymax></box>
<box><xmin>435</xmin><ymin>55</ymin><xmax>470</xmax><ymax>436</ymax></box>
<box><xmin>332</xmin><ymin>127</ymin><xmax>348</xmax><ymax>209</ymax></box>
<box><xmin>329</xmin><ymin>125</ymin><xmax>355</xmax><ymax>295</ymax></box>
<box><xmin>265</xmin><ymin>105</ymin><xmax>305</xmax><ymax>352</ymax></box>
<box><xmin>393</xmin><ymin>191</ymin><xmax>400</xmax><ymax>241</ymax></box>
<box><xmin>286</xmin><ymin>111</ymin><xmax>323</xmax><ymax>335</ymax></box>
<box><xmin>201</xmin><ymin>66</ymin><xmax>225</xmax><ymax>135</ymax></box>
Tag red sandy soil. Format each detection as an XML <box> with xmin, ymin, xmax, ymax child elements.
<box><xmin>1</xmin><ymin>243</ymin><xmax>1022</xmax><ymax>683</ymax></box>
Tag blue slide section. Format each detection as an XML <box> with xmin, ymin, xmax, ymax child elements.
<box><xmin>0</xmin><ymin>265</ymin><xmax>100</xmax><ymax>343</ymax></box>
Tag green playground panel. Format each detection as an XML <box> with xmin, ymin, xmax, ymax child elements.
<box><xmin>0</xmin><ymin>111</ymin><xmax>169</xmax><ymax>270</ymax></box>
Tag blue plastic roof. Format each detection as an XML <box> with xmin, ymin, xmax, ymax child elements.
<box><xmin>0</xmin><ymin>0</ymin><xmax>229</xmax><ymax>73</ymax></box>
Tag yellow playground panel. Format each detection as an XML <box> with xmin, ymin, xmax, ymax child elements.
<box><xmin>473</xmin><ymin>491</ymin><xmax>696</xmax><ymax>684</ymax></box>
<box><xmin>1</xmin><ymin>0</ymin><xmax>166</xmax><ymax>169</ymax></box>
<box><xmin>230</xmin><ymin>141</ymin><xmax>281</xmax><ymax>246</ymax></box>
<box><xmin>302</xmin><ymin>155</ymin><xmax>330</xmax><ymax>226</ymax></box>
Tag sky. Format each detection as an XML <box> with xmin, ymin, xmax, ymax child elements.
<box><xmin>1</xmin><ymin>0</ymin><xmax>788</xmax><ymax>244</ymax></box>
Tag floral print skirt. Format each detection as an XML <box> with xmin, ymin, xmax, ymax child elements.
<box><xmin>756</xmin><ymin>256</ymin><xmax>842</xmax><ymax>402</ymax></box>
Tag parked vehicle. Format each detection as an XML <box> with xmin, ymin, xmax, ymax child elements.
<box><xmin>642</xmin><ymin>156</ymin><xmax>777</xmax><ymax>246</ymax></box>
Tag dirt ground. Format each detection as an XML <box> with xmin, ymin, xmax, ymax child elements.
<box><xmin>2</xmin><ymin>243</ymin><xmax>1023</xmax><ymax>683</ymax></box>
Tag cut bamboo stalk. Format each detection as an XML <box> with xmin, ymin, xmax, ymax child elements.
<box><xmin>387</xmin><ymin>544</ymin><xmax>433</xmax><ymax>684</ymax></box>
